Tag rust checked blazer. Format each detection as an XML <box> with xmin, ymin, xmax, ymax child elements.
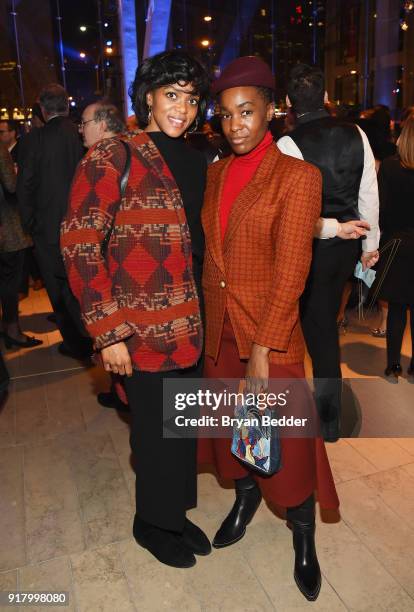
<box><xmin>202</xmin><ymin>143</ymin><xmax>322</xmax><ymax>365</ymax></box>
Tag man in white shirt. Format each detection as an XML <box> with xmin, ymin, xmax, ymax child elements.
<box><xmin>277</xmin><ymin>64</ymin><xmax>380</xmax><ymax>442</ymax></box>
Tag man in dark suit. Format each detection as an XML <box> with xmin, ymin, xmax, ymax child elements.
<box><xmin>17</xmin><ymin>83</ymin><xmax>92</xmax><ymax>358</ymax></box>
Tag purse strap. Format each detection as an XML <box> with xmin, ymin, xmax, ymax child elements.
<box><xmin>101</xmin><ymin>139</ymin><xmax>131</xmax><ymax>257</ymax></box>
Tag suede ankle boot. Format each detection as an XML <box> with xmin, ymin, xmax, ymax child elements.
<box><xmin>182</xmin><ymin>518</ymin><xmax>211</xmax><ymax>555</ymax></box>
<box><xmin>133</xmin><ymin>516</ymin><xmax>196</xmax><ymax>568</ymax></box>
<box><xmin>213</xmin><ymin>475</ymin><xmax>262</xmax><ymax>548</ymax></box>
<box><xmin>286</xmin><ymin>494</ymin><xmax>321</xmax><ymax>601</ymax></box>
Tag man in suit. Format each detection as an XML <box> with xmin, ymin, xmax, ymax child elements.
<box><xmin>17</xmin><ymin>83</ymin><xmax>92</xmax><ymax>358</ymax></box>
<box><xmin>277</xmin><ymin>64</ymin><xmax>380</xmax><ymax>442</ymax></box>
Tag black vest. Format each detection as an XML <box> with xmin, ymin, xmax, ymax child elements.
<box><xmin>290</xmin><ymin>114</ymin><xmax>364</xmax><ymax>234</ymax></box>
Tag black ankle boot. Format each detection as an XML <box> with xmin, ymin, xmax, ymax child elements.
<box><xmin>133</xmin><ymin>516</ymin><xmax>196</xmax><ymax>568</ymax></box>
<box><xmin>384</xmin><ymin>363</ymin><xmax>402</xmax><ymax>378</ymax></box>
<box><xmin>286</xmin><ymin>495</ymin><xmax>321</xmax><ymax>601</ymax></box>
<box><xmin>212</xmin><ymin>475</ymin><xmax>262</xmax><ymax>548</ymax></box>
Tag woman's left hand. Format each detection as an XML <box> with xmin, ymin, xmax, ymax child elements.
<box><xmin>245</xmin><ymin>343</ymin><xmax>270</xmax><ymax>395</ymax></box>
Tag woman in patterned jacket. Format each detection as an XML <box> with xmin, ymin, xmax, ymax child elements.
<box><xmin>61</xmin><ymin>51</ymin><xmax>211</xmax><ymax>569</ymax></box>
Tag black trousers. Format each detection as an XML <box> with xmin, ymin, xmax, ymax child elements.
<box><xmin>124</xmin><ymin>358</ymin><xmax>203</xmax><ymax>533</ymax></box>
<box><xmin>0</xmin><ymin>249</ymin><xmax>25</xmax><ymax>324</ymax></box>
<box><xmin>19</xmin><ymin>247</ymin><xmax>42</xmax><ymax>294</ymax></box>
<box><xmin>34</xmin><ymin>241</ymin><xmax>92</xmax><ymax>354</ymax></box>
<box><xmin>300</xmin><ymin>240</ymin><xmax>359</xmax><ymax>422</ymax></box>
<box><xmin>386</xmin><ymin>302</ymin><xmax>414</xmax><ymax>365</ymax></box>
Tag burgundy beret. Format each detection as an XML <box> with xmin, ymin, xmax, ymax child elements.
<box><xmin>211</xmin><ymin>56</ymin><xmax>275</xmax><ymax>95</ymax></box>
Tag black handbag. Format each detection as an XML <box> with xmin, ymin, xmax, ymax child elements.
<box><xmin>100</xmin><ymin>140</ymin><xmax>131</xmax><ymax>258</ymax></box>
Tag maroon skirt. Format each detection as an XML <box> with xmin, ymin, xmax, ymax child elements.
<box><xmin>198</xmin><ymin>315</ymin><xmax>339</xmax><ymax>510</ymax></box>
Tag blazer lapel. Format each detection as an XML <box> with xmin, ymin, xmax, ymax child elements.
<box><xmin>203</xmin><ymin>156</ymin><xmax>233</xmax><ymax>276</ymax></box>
<box><xmin>223</xmin><ymin>144</ymin><xmax>281</xmax><ymax>253</ymax></box>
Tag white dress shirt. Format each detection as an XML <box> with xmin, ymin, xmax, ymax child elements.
<box><xmin>277</xmin><ymin>125</ymin><xmax>380</xmax><ymax>252</ymax></box>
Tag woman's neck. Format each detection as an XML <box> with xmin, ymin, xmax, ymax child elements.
<box><xmin>233</xmin><ymin>130</ymin><xmax>273</xmax><ymax>163</ymax></box>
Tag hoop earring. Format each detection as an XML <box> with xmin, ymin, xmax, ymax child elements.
<box><xmin>147</xmin><ymin>106</ymin><xmax>152</xmax><ymax>123</ymax></box>
<box><xmin>189</xmin><ymin>118</ymin><xmax>199</xmax><ymax>133</ymax></box>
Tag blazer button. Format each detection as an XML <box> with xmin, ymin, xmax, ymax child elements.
<box><xmin>220</xmin><ymin>280</ymin><xmax>226</xmax><ymax>288</ymax></box>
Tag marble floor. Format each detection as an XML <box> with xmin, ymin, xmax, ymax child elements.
<box><xmin>0</xmin><ymin>288</ymin><xmax>413</xmax><ymax>611</ymax></box>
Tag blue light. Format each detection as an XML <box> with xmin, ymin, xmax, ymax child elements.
<box><xmin>70</xmin><ymin>101</ymin><xmax>76</xmax><ymax>107</ymax></box>
<box><xmin>119</xmin><ymin>0</ymin><xmax>139</xmax><ymax>115</ymax></box>
<box><xmin>106</xmin><ymin>61</ymin><xmax>110</xmax><ymax>67</ymax></box>
<box><xmin>220</xmin><ymin>0</ymin><xmax>260</xmax><ymax>67</ymax></box>
<box><xmin>143</xmin><ymin>0</ymin><xmax>172</xmax><ymax>57</ymax></box>
<box><xmin>106</xmin><ymin>40</ymin><xmax>112</xmax><ymax>46</ymax></box>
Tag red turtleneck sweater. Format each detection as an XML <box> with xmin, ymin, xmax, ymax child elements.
<box><xmin>220</xmin><ymin>131</ymin><xmax>274</xmax><ymax>238</ymax></box>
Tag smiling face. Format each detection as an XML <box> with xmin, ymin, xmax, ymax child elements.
<box><xmin>219</xmin><ymin>86</ymin><xmax>274</xmax><ymax>155</ymax></box>
<box><xmin>145</xmin><ymin>81</ymin><xmax>200</xmax><ymax>137</ymax></box>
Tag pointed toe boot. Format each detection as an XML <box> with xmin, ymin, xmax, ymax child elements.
<box><xmin>213</xmin><ymin>476</ymin><xmax>262</xmax><ymax>548</ymax></box>
<box><xmin>287</xmin><ymin>495</ymin><xmax>321</xmax><ymax>601</ymax></box>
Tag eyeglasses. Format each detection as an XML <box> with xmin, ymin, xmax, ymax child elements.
<box><xmin>78</xmin><ymin>118</ymin><xmax>95</xmax><ymax>129</ymax></box>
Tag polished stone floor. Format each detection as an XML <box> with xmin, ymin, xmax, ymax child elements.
<box><xmin>0</xmin><ymin>288</ymin><xmax>413</xmax><ymax>611</ymax></box>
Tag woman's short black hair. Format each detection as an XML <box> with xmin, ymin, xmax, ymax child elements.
<box><xmin>129</xmin><ymin>50</ymin><xmax>210</xmax><ymax>128</ymax></box>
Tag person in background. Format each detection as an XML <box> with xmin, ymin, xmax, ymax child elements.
<box><xmin>77</xmin><ymin>99</ymin><xmax>129</xmax><ymax>412</ymax></box>
<box><xmin>0</xmin><ymin>143</ymin><xmax>42</xmax><ymax>348</ymax></box>
<box><xmin>0</xmin><ymin>119</ymin><xmax>20</xmax><ymax>162</ymax></box>
<box><xmin>357</xmin><ymin>107</ymin><xmax>398</xmax><ymax>338</ymax></box>
<box><xmin>30</xmin><ymin>103</ymin><xmax>46</xmax><ymax>129</ymax></box>
<box><xmin>277</xmin><ymin>64</ymin><xmax>380</xmax><ymax>442</ymax></box>
<box><xmin>8</xmin><ymin>114</ymin><xmax>44</xmax><ymax>299</ymax></box>
<box><xmin>61</xmin><ymin>51</ymin><xmax>210</xmax><ymax>569</ymax></box>
<box><xmin>198</xmin><ymin>56</ymin><xmax>339</xmax><ymax>602</ymax></box>
<box><xmin>17</xmin><ymin>83</ymin><xmax>92</xmax><ymax>359</ymax></box>
<box><xmin>78</xmin><ymin>100</ymin><xmax>125</xmax><ymax>149</ymax></box>
<box><xmin>374</xmin><ymin>115</ymin><xmax>414</xmax><ymax>379</ymax></box>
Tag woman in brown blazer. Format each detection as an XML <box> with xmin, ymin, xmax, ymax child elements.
<box><xmin>198</xmin><ymin>57</ymin><xmax>339</xmax><ymax>602</ymax></box>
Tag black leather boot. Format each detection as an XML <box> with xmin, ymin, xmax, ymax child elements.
<box><xmin>286</xmin><ymin>494</ymin><xmax>321</xmax><ymax>601</ymax></box>
<box><xmin>212</xmin><ymin>475</ymin><xmax>262</xmax><ymax>548</ymax></box>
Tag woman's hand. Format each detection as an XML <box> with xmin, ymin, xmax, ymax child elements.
<box><xmin>101</xmin><ymin>342</ymin><xmax>133</xmax><ymax>376</ymax></box>
<box><xmin>245</xmin><ymin>343</ymin><xmax>270</xmax><ymax>395</ymax></box>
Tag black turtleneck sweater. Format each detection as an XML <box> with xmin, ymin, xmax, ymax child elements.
<box><xmin>148</xmin><ymin>132</ymin><xmax>207</xmax><ymax>290</ymax></box>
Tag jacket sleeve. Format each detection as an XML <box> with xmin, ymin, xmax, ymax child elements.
<box><xmin>60</xmin><ymin>140</ymin><xmax>134</xmax><ymax>350</ymax></box>
<box><xmin>253</xmin><ymin>163</ymin><xmax>322</xmax><ymax>352</ymax></box>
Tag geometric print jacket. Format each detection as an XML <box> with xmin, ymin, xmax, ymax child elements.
<box><xmin>60</xmin><ymin>132</ymin><xmax>203</xmax><ymax>372</ymax></box>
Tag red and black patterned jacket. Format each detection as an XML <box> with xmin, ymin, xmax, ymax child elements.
<box><xmin>60</xmin><ymin>132</ymin><xmax>203</xmax><ymax>372</ymax></box>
